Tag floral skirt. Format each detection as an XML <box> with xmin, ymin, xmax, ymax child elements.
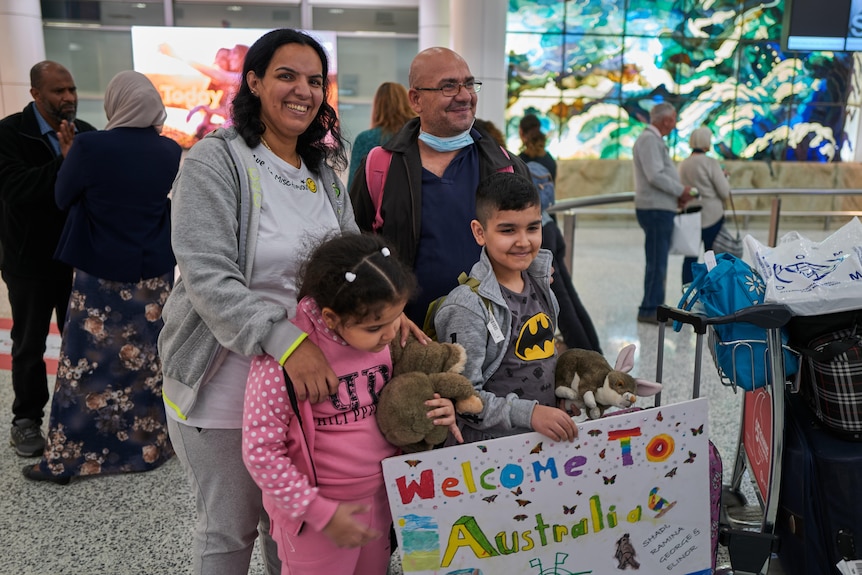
<box><xmin>38</xmin><ymin>270</ymin><xmax>175</xmax><ymax>478</ymax></box>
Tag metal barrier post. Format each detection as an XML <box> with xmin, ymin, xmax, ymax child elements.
<box><xmin>768</xmin><ymin>197</ymin><xmax>781</xmax><ymax>247</ymax></box>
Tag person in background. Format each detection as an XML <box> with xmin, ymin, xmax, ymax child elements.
<box><xmin>350</xmin><ymin>47</ymin><xmax>530</xmax><ymax>325</ymax></box>
<box><xmin>432</xmin><ymin>172</ymin><xmax>578</xmax><ymax>444</ymax></box>
<box><xmin>157</xmin><ymin>29</ymin><xmax>425</xmax><ymax>575</ymax></box>
<box><xmin>243</xmin><ymin>233</ymin><xmax>457</xmax><ymax>575</ymax></box>
<box><xmin>347</xmin><ymin>82</ymin><xmax>415</xmax><ymax>189</ymax></box>
<box><xmin>518</xmin><ymin>114</ymin><xmax>602</xmax><ymax>352</ymax></box>
<box><xmin>0</xmin><ymin>61</ymin><xmax>96</xmax><ymax>458</ymax></box>
<box><xmin>678</xmin><ymin>126</ymin><xmax>731</xmax><ymax>285</ymax></box>
<box><xmin>518</xmin><ymin>114</ymin><xmax>556</xmax><ymax>180</ymax></box>
<box><xmin>22</xmin><ymin>71</ymin><xmax>180</xmax><ymax>484</ymax></box>
<box><xmin>632</xmin><ymin>102</ymin><xmax>694</xmax><ymax>325</ymax></box>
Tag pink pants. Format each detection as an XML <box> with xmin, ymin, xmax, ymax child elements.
<box><xmin>275</xmin><ymin>484</ymin><xmax>392</xmax><ymax>575</ymax></box>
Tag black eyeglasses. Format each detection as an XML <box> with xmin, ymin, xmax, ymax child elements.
<box><xmin>414</xmin><ymin>81</ymin><xmax>483</xmax><ymax>97</ymax></box>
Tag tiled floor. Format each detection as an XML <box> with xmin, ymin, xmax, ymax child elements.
<box><xmin>0</xmin><ymin>220</ymin><xmax>821</xmax><ymax>575</ymax></box>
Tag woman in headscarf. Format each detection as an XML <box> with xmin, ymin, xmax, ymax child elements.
<box><xmin>23</xmin><ymin>71</ymin><xmax>181</xmax><ymax>484</ymax></box>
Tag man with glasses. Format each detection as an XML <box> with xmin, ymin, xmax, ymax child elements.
<box><xmin>350</xmin><ymin>47</ymin><xmax>530</xmax><ymax>324</ymax></box>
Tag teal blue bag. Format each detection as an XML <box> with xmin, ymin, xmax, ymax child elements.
<box><xmin>675</xmin><ymin>253</ymin><xmax>799</xmax><ymax>391</ymax></box>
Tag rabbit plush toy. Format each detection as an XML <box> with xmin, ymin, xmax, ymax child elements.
<box><xmin>554</xmin><ymin>344</ymin><xmax>662</xmax><ymax>420</ymax></box>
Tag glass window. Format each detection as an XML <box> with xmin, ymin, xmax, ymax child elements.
<box><xmin>336</xmin><ymin>36</ymin><xmax>416</xmax><ymax>177</ymax></box>
<box><xmin>336</xmin><ymin>36</ymin><xmax>414</xmax><ymax>101</ymax></box>
<box><xmin>173</xmin><ymin>2</ymin><xmax>300</xmax><ymax>29</ymax></box>
<box><xmin>43</xmin><ymin>27</ymin><xmax>133</xmax><ymax>97</ymax></box>
<box><xmin>43</xmin><ymin>27</ymin><xmax>134</xmax><ymax>127</ymax></box>
<box><xmin>41</xmin><ymin>0</ymin><xmax>165</xmax><ymax>26</ymax></box>
<box><xmin>311</xmin><ymin>6</ymin><xmax>417</xmax><ymax>34</ymax></box>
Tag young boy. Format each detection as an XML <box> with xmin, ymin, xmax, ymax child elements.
<box><xmin>433</xmin><ymin>172</ymin><xmax>578</xmax><ymax>444</ymax></box>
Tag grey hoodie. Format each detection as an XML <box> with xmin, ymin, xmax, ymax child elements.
<box><xmin>433</xmin><ymin>247</ymin><xmax>558</xmax><ymax>442</ymax></box>
<box><xmin>157</xmin><ymin>127</ymin><xmax>357</xmax><ymax>420</ymax></box>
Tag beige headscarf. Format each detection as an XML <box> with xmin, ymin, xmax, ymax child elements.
<box><xmin>104</xmin><ymin>71</ymin><xmax>167</xmax><ymax>130</ymax></box>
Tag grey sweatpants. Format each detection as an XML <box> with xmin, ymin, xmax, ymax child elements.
<box><xmin>168</xmin><ymin>418</ymin><xmax>281</xmax><ymax>575</ymax></box>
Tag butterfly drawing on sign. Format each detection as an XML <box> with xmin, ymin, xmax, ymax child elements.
<box><xmin>476</xmin><ymin>445</ymin><xmax>488</xmax><ymax>453</ymax></box>
<box><xmin>599</xmin><ymin>449</ymin><xmax>606</xmax><ymax>459</ymax></box>
<box><xmin>603</xmin><ymin>475</ymin><xmax>617</xmax><ymax>485</ymax></box>
<box><xmin>684</xmin><ymin>451</ymin><xmax>697</xmax><ymax>463</ymax></box>
<box><xmin>656</xmin><ymin>411</ymin><xmax>664</xmax><ymax>422</ymax></box>
<box><xmin>665</xmin><ymin>467</ymin><xmax>678</xmax><ymax>478</ymax></box>
<box><xmin>576</xmin><ymin>490</ymin><xmax>583</xmax><ymax>496</ymax></box>
<box><xmin>595</xmin><ymin>468</ymin><xmax>601</xmax><ymax>474</ymax></box>
<box><xmin>530</xmin><ymin>442</ymin><xmax>543</xmax><ymax>454</ymax></box>
<box><xmin>511</xmin><ymin>487</ymin><xmax>523</xmax><ymax>496</ymax></box>
<box><xmin>588</xmin><ymin>429</ymin><xmax>602</xmax><ymax>437</ymax></box>
<box><xmin>515</xmin><ymin>499</ymin><xmax>531</xmax><ymax>507</ymax></box>
<box><xmin>483</xmin><ymin>494</ymin><xmax>498</xmax><ymax>503</ymax></box>
<box><xmin>691</xmin><ymin>424</ymin><xmax>704</xmax><ymax>436</ymax></box>
<box><xmin>563</xmin><ymin>505</ymin><xmax>577</xmax><ymax>515</ymax></box>
<box><xmin>675</xmin><ymin>422</ymin><xmax>682</xmax><ymax>427</ymax></box>
<box><xmin>514</xmin><ymin>514</ymin><xmax>528</xmax><ymax>522</ymax></box>
<box><xmin>405</xmin><ymin>459</ymin><xmax>421</xmax><ymax>467</ymax></box>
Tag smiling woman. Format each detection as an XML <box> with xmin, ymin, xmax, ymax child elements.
<box><xmin>158</xmin><ymin>28</ymin><xmax>357</xmax><ymax>575</ymax></box>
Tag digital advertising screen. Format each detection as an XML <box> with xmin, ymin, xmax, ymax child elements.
<box><xmin>131</xmin><ymin>26</ymin><xmax>338</xmax><ymax>149</ymax></box>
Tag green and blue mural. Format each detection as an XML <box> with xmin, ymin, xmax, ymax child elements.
<box><xmin>505</xmin><ymin>0</ymin><xmax>859</xmax><ymax>162</ymax></box>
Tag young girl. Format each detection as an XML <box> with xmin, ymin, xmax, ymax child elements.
<box><xmin>242</xmin><ymin>233</ymin><xmax>458</xmax><ymax>575</ymax></box>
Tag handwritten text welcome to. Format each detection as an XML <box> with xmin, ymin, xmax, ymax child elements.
<box><xmin>383</xmin><ymin>398</ymin><xmax>712</xmax><ymax>575</ymax></box>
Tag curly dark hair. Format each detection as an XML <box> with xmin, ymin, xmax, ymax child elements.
<box><xmin>231</xmin><ymin>28</ymin><xmax>347</xmax><ymax>171</ymax></box>
<box><xmin>297</xmin><ymin>233</ymin><xmax>416</xmax><ymax>324</ymax></box>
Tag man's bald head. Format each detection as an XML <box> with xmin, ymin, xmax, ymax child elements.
<box><xmin>409</xmin><ymin>47</ymin><xmax>468</xmax><ymax>89</ymax></box>
<box><xmin>29</xmin><ymin>61</ymin><xmax>78</xmax><ymax>129</ymax></box>
<box><xmin>30</xmin><ymin>61</ymin><xmax>69</xmax><ymax>90</ymax></box>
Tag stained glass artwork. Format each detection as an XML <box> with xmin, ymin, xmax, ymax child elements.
<box><xmin>505</xmin><ymin>0</ymin><xmax>859</xmax><ymax>161</ymax></box>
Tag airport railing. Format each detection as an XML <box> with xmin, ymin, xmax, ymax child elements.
<box><xmin>547</xmin><ymin>188</ymin><xmax>862</xmax><ymax>268</ymax></box>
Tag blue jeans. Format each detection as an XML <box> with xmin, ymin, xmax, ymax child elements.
<box><xmin>636</xmin><ymin>209</ymin><xmax>675</xmax><ymax>317</ymax></box>
<box><xmin>682</xmin><ymin>216</ymin><xmax>725</xmax><ymax>284</ymax></box>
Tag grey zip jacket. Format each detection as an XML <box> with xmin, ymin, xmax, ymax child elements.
<box><xmin>433</xmin><ymin>247</ymin><xmax>558</xmax><ymax>442</ymax></box>
<box><xmin>158</xmin><ymin>127</ymin><xmax>357</xmax><ymax>420</ymax></box>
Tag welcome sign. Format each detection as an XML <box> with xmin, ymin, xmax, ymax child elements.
<box><xmin>383</xmin><ymin>398</ymin><xmax>711</xmax><ymax>575</ymax></box>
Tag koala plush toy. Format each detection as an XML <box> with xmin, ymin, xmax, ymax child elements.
<box><xmin>376</xmin><ymin>335</ymin><xmax>483</xmax><ymax>453</ymax></box>
<box><xmin>555</xmin><ymin>344</ymin><xmax>662</xmax><ymax>420</ymax></box>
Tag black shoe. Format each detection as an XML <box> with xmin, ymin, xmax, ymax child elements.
<box><xmin>10</xmin><ymin>419</ymin><xmax>45</xmax><ymax>457</ymax></box>
<box><xmin>22</xmin><ymin>464</ymin><xmax>71</xmax><ymax>485</ymax></box>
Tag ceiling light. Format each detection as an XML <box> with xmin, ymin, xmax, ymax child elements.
<box><xmin>226</xmin><ymin>5</ymin><xmax>243</xmax><ymax>11</ymax></box>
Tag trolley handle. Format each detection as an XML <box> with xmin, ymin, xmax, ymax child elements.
<box><xmin>657</xmin><ymin>303</ymin><xmax>793</xmax><ymax>334</ymax></box>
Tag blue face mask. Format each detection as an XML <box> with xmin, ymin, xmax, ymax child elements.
<box><xmin>418</xmin><ymin>128</ymin><xmax>475</xmax><ymax>152</ymax></box>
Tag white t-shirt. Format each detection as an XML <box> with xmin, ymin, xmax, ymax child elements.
<box><xmin>181</xmin><ymin>146</ymin><xmax>340</xmax><ymax>428</ymax></box>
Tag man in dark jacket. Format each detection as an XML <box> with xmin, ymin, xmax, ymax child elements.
<box><xmin>350</xmin><ymin>47</ymin><xmax>530</xmax><ymax>324</ymax></box>
<box><xmin>0</xmin><ymin>61</ymin><xmax>95</xmax><ymax>456</ymax></box>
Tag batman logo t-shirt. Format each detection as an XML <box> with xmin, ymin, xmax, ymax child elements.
<box><xmin>484</xmin><ymin>273</ymin><xmax>557</xmax><ymax>406</ymax></box>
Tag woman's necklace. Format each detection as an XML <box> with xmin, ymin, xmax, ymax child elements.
<box><xmin>260</xmin><ymin>136</ymin><xmax>300</xmax><ymax>168</ymax></box>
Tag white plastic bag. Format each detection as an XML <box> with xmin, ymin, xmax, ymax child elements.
<box><xmin>669</xmin><ymin>209</ymin><xmax>702</xmax><ymax>257</ymax></box>
<box><xmin>744</xmin><ymin>217</ymin><xmax>862</xmax><ymax>316</ymax></box>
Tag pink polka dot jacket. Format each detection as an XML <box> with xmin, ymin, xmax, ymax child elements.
<box><xmin>242</xmin><ymin>297</ymin><xmax>398</xmax><ymax>537</ymax></box>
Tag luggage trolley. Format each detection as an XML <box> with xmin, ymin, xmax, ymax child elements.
<box><xmin>655</xmin><ymin>303</ymin><xmax>798</xmax><ymax>575</ymax></box>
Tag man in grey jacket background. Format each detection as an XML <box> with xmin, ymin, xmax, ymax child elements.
<box><xmin>632</xmin><ymin>102</ymin><xmax>694</xmax><ymax>324</ymax></box>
